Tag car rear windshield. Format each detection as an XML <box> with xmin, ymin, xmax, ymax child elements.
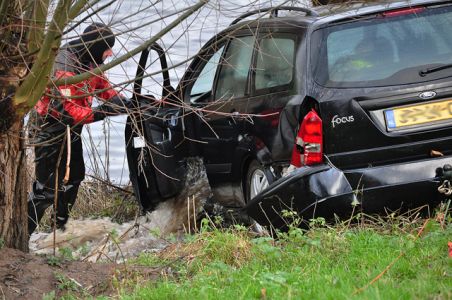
<box><xmin>311</xmin><ymin>3</ymin><xmax>452</xmax><ymax>88</ymax></box>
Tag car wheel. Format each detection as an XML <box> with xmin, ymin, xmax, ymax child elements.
<box><xmin>246</xmin><ymin>160</ymin><xmax>270</xmax><ymax>202</ymax></box>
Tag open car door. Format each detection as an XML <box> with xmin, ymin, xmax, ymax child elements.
<box><xmin>125</xmin><ymin>43</ymin><xmax>187</xmax><ymax>211</ymax></box>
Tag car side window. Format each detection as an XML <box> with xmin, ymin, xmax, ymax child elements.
<box><xmin>215</xmin><ymin>36</ymin><xmax>255</xmax><ymax>100</ymax></box>
<box><xmin>255</xmin><ymin>36</ymin><xmax>295</xmax><ymax>91</ymax></box>
<box><xmin>190</xmin><ymin>44</ymin><xmax>225</xmax><ymax>103</ymax></box>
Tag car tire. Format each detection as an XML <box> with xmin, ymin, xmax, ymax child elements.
<box><xmin>246</xmin><ymin>160</ymin><xmax>271</xmax><ymax>203</ymax></box>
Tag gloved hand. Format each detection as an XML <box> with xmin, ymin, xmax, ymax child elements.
<box><xmin>93</xmin><ymin>95</ymin><xmax>135</xmax><ymax>121</ymax></box>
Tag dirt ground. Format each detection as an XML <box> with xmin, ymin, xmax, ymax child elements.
<box><xmin>0</xmin><ymin>247</ymin><xmax>158</xmax><ymax>299</ymax></box>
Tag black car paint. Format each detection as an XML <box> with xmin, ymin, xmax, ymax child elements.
<box><xmin>247</xmin><ymin>154</ymin><xmax>449</xmax><ymax>228</ymax></box>
<box><xmin>246</xmin><ymin>1</ymin><xmax>452</xmax><ymax>223</ymax></box>
<box><xmin>127</xmin><ymin>0</ymin><xmax>452</xmax><ymax>225</ymax></box>
<box><xmin>177</xmin><ymin>25</ymin><xmax>308</xmax><ymax>185</ymax></box>
<box><xmin>247</xmin><ymin>164</ymin><xmax>355</xmax><ymax>229</ymax></box>
<box><xmin>126</xmin><ymin>44</ymin><xmax>187</xmax><ymax>210</ymax></box>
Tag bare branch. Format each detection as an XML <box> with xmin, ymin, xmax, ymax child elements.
<box><xmin>64</xmin><ymin>0</ymin><xmax>115</xmax><ymax>35</ymax></box>
<box><xmin>26</xmin><ymin>0</ymin><xmax>50</xmax><ymax>53</ymax></box>
<box><xmin>68</xmin><ymin>0</ymin><xmax>92</xmax><ymax>20</ymax></box>
<box><xmin>13</xmin><ymin>0</ymin><xmax>74</xmax><ymax>113</ymax></box>
<box><xmin>52</xmin><ymin>0</ymin><xmax>209</xmax><ymax>87</ymax></box>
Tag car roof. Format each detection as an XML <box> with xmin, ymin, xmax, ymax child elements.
<box><xmin>228</xmin><ymin>0</ymin><xmax>448</xmax><ymax>30</ymax></box>
<box><xmin>311</xmin><ymin>0</ymin><xmax>447</xmax><ymax>25</ymax></box>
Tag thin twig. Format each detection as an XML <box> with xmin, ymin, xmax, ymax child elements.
<box><xmin>110</xmin><ymin>234</ymin><xmax>128</xmax><ymax>270</ymax></box>
<box><xmin>187</xmin><ymin>197</ymin><xmax>191</xmax><ymax>235</ymax></box>
<box><xmin>68</xmin><ymin>276</ymin><xmax>83</xmax><ymax>288</ymax></box>
<box><xmin>344</xmin><ymin>203</ymin><xmax>357</xmax><ymax>232</ymax></box>
<box><xmin>63</xmin><ymin>125</ymin><xmax>71</xmax><ymax>184</ymax></box>
<box><xmin>0</xmin><ymin>283</ymin><xmax>5</xmax><ymax>300</ymax></box>
<box><xmin>63</xmin><ymin>0</ymin><xmax>115</xmax><ymax>34</ymax></box>
<box><xmin>192</xmin><ymin>196</ymin><xmax>197</xmax><ymax>233</ymax></box>
<box><xmin>440</xmin><ymin>200</ymin><xmax>450</xmax><ymax>229</ymax></box>
<box><xmin>53</xmin><ymin>131</ymin><xmax>68</xmax><ymax>256</ymax></box>
<box><xmin>86</xmin><ymin>174</ymin><xmax>132</xmax><ymax>194</ymax></box>
<box><xmin>97</xmin><ymin>251</ymin><xmax>116</xmax><ymax>264</ymax></box>
<box><xmin>200</xmin><ymin>208</ymin><xmax>218</xmax><ymax>231</ymax></box>
<box><xmin>95</xmin><ymin>235</ymin><xmax>111</xmax><ymax>263</ymax></box>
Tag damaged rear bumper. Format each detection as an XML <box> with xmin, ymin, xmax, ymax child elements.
<box><xmin>245</xmin><ymin>156</ymin><xmax>451</xmax><ymax>229</ymax></box>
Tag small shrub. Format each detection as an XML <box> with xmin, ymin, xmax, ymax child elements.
<box><xmin>42</xmin><ymin>291</ymin><xmax>56</xmax><ymax>300</ymax></box>
<box><xmin>309</xmin><ymin>217</ymin><xmax>326</xmax><ymax>228</ymax></box>
<box><xmin>54</xmin><ymin>272</ymin><xmax>80</xmax><ymax>292</ymax></box>
<box><xmin>47</xmin><ymin>255</ymin><xmax>63</xmax><ymax>267</ymax></box>
<box><xmin>58</xmin><ymin>247</ymin><xmax>74</xmax><ymax>261</ymax></box>
<box><xmin>77</xmin><ymin>243</ymin><xmax>90</xmax><ymax>257</ymax></box>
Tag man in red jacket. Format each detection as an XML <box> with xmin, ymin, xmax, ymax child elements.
<box><xmin>28</xmin><ymin>23</ymin><xmax>131</xmax><ymax>234</ymax></box>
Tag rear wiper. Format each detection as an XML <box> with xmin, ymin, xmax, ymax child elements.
<box><xmin>419</xmin><ymin>63</ymin><xmax>452</xmax><ymax>77</ymax></box>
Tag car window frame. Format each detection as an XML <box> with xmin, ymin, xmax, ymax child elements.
<box><xmin>213</xmin><ymin>33</ymin><xmax>258</xmax><ymax>102</ymax></box>
<box><xmin>182</xmin><ymin>36</ymin><xmax>228</xmax><ymax>105</ymax></box>
<box><xmin>310</xmin><ymin>3</ymin><xmax>452</xmax><ymax>88</ymax></box>
<box><xmin>251</xmin><ymin>31</ymin><xmax>298</xmax><ymax>96</ymax></box>
<box><xmin>181</xmin><ymin>29</ymin><xmax>257</xmax><ymax>105</ymax></box>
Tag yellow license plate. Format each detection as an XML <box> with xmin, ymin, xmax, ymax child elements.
<box><xmin>384</xmin><ymin>99</ymin><xmax>452</xmax><ymax>130</ymax></box>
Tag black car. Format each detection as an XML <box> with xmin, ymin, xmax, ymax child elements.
<box><xmin>126</xmin><ymin>0</ymin><xmax>452</xmax><ymax>227</ymax></box>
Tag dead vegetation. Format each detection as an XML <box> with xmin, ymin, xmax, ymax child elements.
<box><xmin>35</xmin><ymin>181</ymin><xmax>139</xmax><ymax>233</ymax></box>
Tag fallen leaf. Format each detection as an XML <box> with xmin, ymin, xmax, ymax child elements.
<box><xmin>448</xmin><ymin>242</ymin><xmax>452</xmax><ymax>258</ymax></box>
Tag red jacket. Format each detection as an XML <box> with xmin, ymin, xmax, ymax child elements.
<box><xmin>35</xmin><ymin>48</ymin><xmax>119</xmax><ymax>125</ymax></box>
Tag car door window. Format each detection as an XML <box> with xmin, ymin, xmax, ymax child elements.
<box><xmin>215</xmin><ymin>36</ymin><xmax>255</xmax><ymax>100</ymax></box>
<box><xmin>190</xmin><ymin>45</ymin><xmax>225</xmax><ymax>103</ymax></box>
<box><xmin>255</xmin><ymin>37</ymin><xmax>295</xmax><ymax>91</ymax></box>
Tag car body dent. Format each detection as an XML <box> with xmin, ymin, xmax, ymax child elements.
<box><xmin>246</xmin><ymin>155</ymin><xmax>450</xmax><ymax>228</ymax></box>
<box><xmin>245</xmin><ymin>164</ymin><xmax>356</xmax><ymax>228</ymax></box>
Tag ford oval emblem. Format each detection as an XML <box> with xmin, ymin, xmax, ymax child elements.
<box><xmin>419</xmin><ymin>91</ymin><xmax>436</xmax><ymax>99</ymax></box>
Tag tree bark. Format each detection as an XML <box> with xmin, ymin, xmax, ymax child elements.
<box><xmin>0</xmin><ymin>117</ymin><xmax>28</xmax><ymax>251</ymax></box>
<box><xmin>0</xmin><ymin>0</ymin><xmax>30</xmax><ymax>250</ymax></box>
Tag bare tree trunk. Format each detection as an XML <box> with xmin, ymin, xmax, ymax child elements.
<box><xmin>0</xmin><ymin>2</ymin><xmax>30</xmax><ymax>250</ymax></box>
<box><xmin>0</xmin><ymin>114</ymin><xmax>28</xmax><ymax>251</ymax></box>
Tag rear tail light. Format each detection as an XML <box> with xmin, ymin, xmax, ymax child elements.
<box><xmin>382</xmin><ymin>7</ymin><xmax>425</xmax><ymax>17</ymax></box>
<box><xmin>290</xmin><ymin>109</ymin><xmax>323</xmax><ymax>168</ymax></box>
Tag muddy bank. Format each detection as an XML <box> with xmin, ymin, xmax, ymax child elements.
<box><xmin>0</xmin><ymin>247</ymin><xmax>118</xmax><ymax>299</ymax></box>
<box><xmin>0</xmin><ymin>247</ymin><xmax>165</xmax><ymax>299</ymax></box>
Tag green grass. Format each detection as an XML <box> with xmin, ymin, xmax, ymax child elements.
<box><xmin>119</xmin><ymin>219</ymin><xmax>452</xmax><ymax>300</ymax></box>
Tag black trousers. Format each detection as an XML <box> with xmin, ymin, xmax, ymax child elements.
<box><xmin>28</xmin><ymin>121</ymin><xmax>85</xmax><ymax>235</ymax></box>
